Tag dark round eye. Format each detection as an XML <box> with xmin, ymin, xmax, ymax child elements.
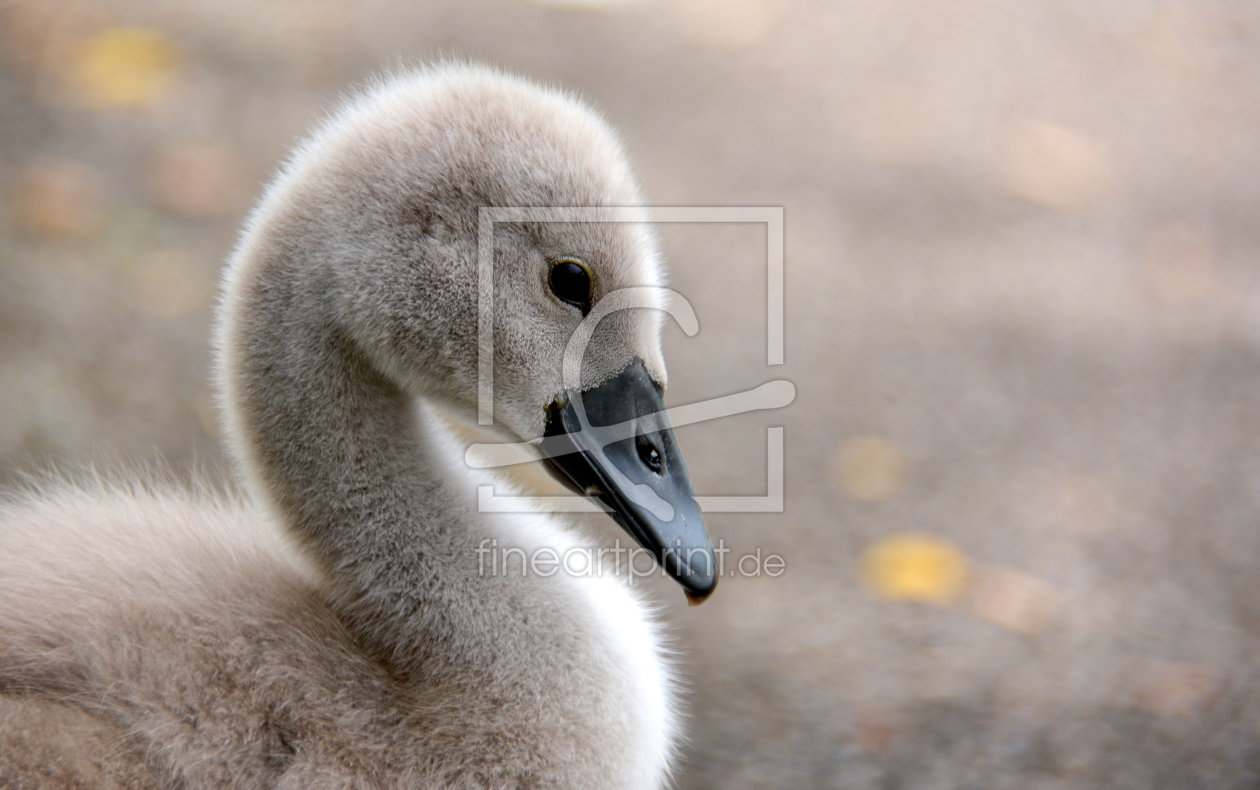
<box><xmin>549</xmin><ymin>259</ymin><xmax>592</xmax><ymax>315</ymax></box>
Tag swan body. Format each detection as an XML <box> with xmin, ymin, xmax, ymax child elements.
<box><xmin>0</xmin><ymin>64</ymin><xmax>715</xmax><ymax>789</ymax></box>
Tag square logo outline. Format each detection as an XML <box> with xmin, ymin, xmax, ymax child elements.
<box><xmin>475</xmin><ymin>206</ymin><xmax>785</xmax><ymax>514</ymax></box>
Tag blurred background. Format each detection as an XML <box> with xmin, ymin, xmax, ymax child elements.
<box><xmin>3</xmin><ymin>0</ymin><xmax>1260</xmax><ymax>787</ymax></box>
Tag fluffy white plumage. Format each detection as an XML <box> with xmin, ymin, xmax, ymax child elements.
<box><xmin>0</xmin><ymin>63</ymin><xmax>687</xmax><ymax>789</ymax></box>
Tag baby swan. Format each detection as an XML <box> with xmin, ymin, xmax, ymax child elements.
<box><xmin>0</xmin><ymin>63</ymin><xmax>715</xmax><ymax>789</ymax></box>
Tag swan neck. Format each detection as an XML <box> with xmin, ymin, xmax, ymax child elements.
<box><xmin>224</xmin><ymin>281</ymin><xmax>482</xmax><ymax>673</ymax></box>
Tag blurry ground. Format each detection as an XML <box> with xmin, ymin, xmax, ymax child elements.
<box><xmin>3</xmin><ymin>0</ymin><xmax>1260</xmax><ymax>787</ymax></box>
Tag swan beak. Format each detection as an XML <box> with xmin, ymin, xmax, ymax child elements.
<box><xmin>541</xmin><ymin>359</ymin><xmax>718</xmax><ymax>602</ymax></box>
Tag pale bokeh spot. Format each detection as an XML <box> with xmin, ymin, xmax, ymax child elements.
<box><xmin>999</xmin><ymin>118</ymin><xmax>1113</xmax><ymax>211</ymax></box>
<box><xmin>1130</xmin><ymin>661</ymin><xmax>1219</xmax><ymax>717</ymax></box>
<box><xmin>831</xmin><ymin>435</ymin><xmax>908</xmax><ymax>502</ymax></box>
<box><xmin>0</xmin><ymin>0</ymin><xmax>86</xmax><ymax>70</ymax></box>
<box><xmin>860</xmin><ymin>533</ymin><xmax>969</xmax><ymax>604</ymax></box>
<box><xmin>147</xmin><ymin>143</ymin><xmax>249</xmax><ymax>220</ymax></box>
<box><xmin>970</xmin><ymin>566</ymin><xmax>1063</xmax><ymax>636</ymax></box>
<box><xmin>69</xmin><ymin>27</ymin><xmax>177</xmax><ymax>107</ymax></box>
<box><xmin>1143</xmin><ymin>218</ymin><xmax>1219</xmax><ymax>308</ymax></box>
<box><xmin>11</xmin><ymin>158</ymin><xmax>103</xmax><ymax>238</ymax></box>
<box><xmin>671</xmin><ymin>0</ymin><xmax>779</xmax><ymax>49</ymax></box>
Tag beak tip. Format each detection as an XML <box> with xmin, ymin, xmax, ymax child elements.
<box><xmin>683</xmin><ymin>575</ymin><xmax>717</xmax><ymax>606</ymax></box>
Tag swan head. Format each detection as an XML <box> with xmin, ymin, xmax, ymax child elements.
<box><xmin>222</xmin><ymin>63</ymin><xmax>717</xmax><ymax>599</ymax></box>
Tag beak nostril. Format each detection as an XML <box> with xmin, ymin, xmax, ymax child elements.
<box><xmin>636</xmin><ymin>434</ymin><xmax>664</xmax><ymax>474</ymax></box>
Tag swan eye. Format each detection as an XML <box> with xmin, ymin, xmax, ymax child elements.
<box><xmin>549</xmin><ymin>259</ymin><xmax>592</xmax><ymax>315</ymax></box>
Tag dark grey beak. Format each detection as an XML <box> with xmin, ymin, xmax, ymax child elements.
<box><xmin>540</xmin><ymin>359</ymin><xmax>717</xmax><ymax>603</ymax></box>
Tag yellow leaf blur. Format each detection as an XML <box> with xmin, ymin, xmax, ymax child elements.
<box><xmin>861</xmin><ymin>533</ymin><xmax>969</xmax><ymax>604</ymax></box>
<box><xmin>70</xmin><ymin>27</ymin><xmax>177</xmax><ymax>107</ymax></box>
